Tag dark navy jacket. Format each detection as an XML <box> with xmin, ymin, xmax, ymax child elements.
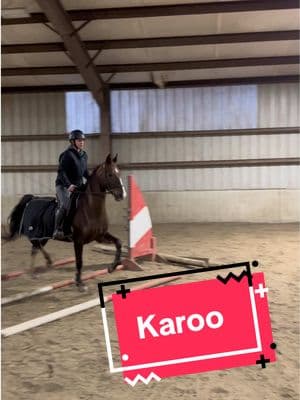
<box><xmin>55</xmin><ymin>146</ymin><xmax>89</xmax><ymax>188</ymax></box>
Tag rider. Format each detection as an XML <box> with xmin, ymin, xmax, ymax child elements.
<box><xmin>53</xmin><ymin>129</ymin><xmax>89</xmax><ymax>240</ymax></box>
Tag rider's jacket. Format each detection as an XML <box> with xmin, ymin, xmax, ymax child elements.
<box><xmin>55</xmin><ymin>146</ymin><xmax>89</xmax><ymax>188</ymax></box>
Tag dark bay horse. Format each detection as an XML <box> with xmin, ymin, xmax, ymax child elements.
<box><xmin>4</xmin><ymin>154</ymin><xmax>126</xmax><ymax>290</ymax></box>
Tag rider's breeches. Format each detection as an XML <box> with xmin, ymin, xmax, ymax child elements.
<box><xmin>56</xmin><ymin>185</ymin><xmax>71</xmax><ymax>212</ymax></box>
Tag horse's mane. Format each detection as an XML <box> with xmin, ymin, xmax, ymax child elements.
<box><xmin>90</xmin><ymin>165</ymin><xmax>99</xmax><ymax>176</ymax></box>
<box><xmin>89</xmin><ymin>155</ymin><xmax>118</xmax><ymax>180</ymax></box>
<box><xmin>89</xmin><ymin>164</ymin><xmax>103</xmax><ymax>178</ymax></box>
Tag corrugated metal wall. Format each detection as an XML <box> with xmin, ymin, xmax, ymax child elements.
<box><xmin>111</xmin><ymin>85</ymin><xmax>258</xmax><ymax>132</ymax></box>
<box><xmin>258</xmin><ymin>83</ymin><xmax>300</xmax><ymax>127</ymax></box>
<box><xmin>65</xmin><ymin>92</ymin><xmax>101</xmax><ymax>133</ymax></box>
<box><xmin>2</xmin><ymin>172</ymin><xmax>57</xmax><ymax>196</ymax></box>
<box><xmin>114</xmin><ymin>133</ymin><xmax>299</xmax><ymax>163</ymax></box>
<box><xmin>2</xmin><ymin>138</ymin><xmax>103</xmax><ymax>169</ymax></box>
<box><xmin>112</xmin><ymin>131</ymin><xmax>299</xmax><ymax>191</ymax></box>
<box><xmin>3</xmin><ymin>84</ymin><xmax>298</xmax><ymax>137</ymax></box>
<box><xmin>111</xmin><ymin>83</ymin><xmax>299</xmax><ymax>194</ymax></box>
<box><xmin>1</xmin><ymin>90</ymin><xmax>103</xmax><ymax>173</ymax></box>
<box><xmin>1</xmin><ymin>91</ymin><xmax>102</xmax><ymax>136</ymax></box>
<box><xmin>111</xmin><ymin>83</ymin><xmax>299</xmax><ymax>132</ymax></box>
<box><xmin>119</xmin><ymin>166</ymin><xmax>299</xmax><ymax>191</ymax></box>
<box><xmin>2</xmin><ymin>92</ymin><xmax>66</xmax><ymax>135</ymax></box>
<box><xmin>2</xmin><ymin>83</ymin><xmax>299</xmax><ymax>223</ymax></box>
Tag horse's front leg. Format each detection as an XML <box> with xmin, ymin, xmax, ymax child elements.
<box><xmin>73</xmin><ymin>240</ymin><xmax>86</xmax><ymax>291</ymax></box>
<box><xmin>103</xmin><ymin>232</ymin><xmax>122</xmax><ymax>273</ymax></box>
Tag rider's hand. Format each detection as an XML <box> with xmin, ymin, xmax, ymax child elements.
<box><xmin>67</xmin><ymin>184</ymin><xmax>77</xmax><ymax>192</ymax></box>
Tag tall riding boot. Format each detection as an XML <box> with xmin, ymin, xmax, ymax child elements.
<box><xmin>53</xmin><ymin>208</ymin><xmax>66</xmax><ymax>240</ymax></box>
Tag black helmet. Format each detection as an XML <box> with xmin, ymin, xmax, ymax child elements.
<box><xmin>69</xmin><ymin>130</ymin><xmax>85</xmax><ymax>141</ymax></box>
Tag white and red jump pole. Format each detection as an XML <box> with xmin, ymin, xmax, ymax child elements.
<box><xmin>122</xmin><ymin>175</ymin><xmax>158</xmax><ymax>270</ymax></box>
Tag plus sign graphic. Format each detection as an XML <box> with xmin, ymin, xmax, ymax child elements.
<box><xmin>256</xmin><ymin>354</ymin><xmax>270</xmax><ymax>368</ymax></box>
<box><xmin>255</xmin><ymin>283</ymin><xmax>269</xmax><ymax>298</ymax></box>
<box><xmin>116</xmin><ymin>284</ymin><xmax>131</xmax><ymax>299</ymax></box>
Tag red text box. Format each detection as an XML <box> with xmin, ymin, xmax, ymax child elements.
<box><xmin>111</xmin><ymin>272</ymin><xmax>275</xmax><ymax>382</ymax></box>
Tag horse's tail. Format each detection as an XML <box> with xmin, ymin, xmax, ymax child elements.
<box><xmin>3</xmin><ymin>194</ymin><xmax>34</xmax><ymax>240</ymax></box>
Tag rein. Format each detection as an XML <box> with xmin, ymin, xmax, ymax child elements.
<box><xmin>75</xmin><ymin>163</ymin><xmax>124</xmax><ymax>197</ymax></box>
<box><xmin>74</xmin><ymin>190</ymin><xmax>114</xmax><ymax>196</ymax></box>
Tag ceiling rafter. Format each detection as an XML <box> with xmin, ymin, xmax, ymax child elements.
<box><xmin>35</xmin><ymin>0</ymin><xmax>106</xmax><ymax>108</ymax></box>
<box><xmin>2</xmin><ymin>56</ymin><xmax>299</xmax><ymax>76</ymax></box>
<box><xmin>2</xmin><ymin>76</ymin><xmax>299</xmax><ymax>93</ymax></box>
<box><xmin>2</xmin><ymin>0</ymin><xmax>299</xmax><ymax>25</ymax></box>
<box><xmin>112</xmin><ymin>75</ymin><xmax>300</xmax><ymax>89</ymax></box>
<box><xmin>2</xmin><ymin>30</ymin><xmax>299</xmax><ymax>54</ymax></box>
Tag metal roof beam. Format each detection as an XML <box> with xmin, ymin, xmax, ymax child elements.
<box><xmin>35</xmin><ymin>0</ymin><xmax>105</xmax><ymax>107</ymax></box>
<box><xmin>2</xmin><ymin>56</ymin><xmax>299</xmax><ymax>76</ymax></box>
<box><xmin>3</xmin><ymin>42</ymin><xmax>65</xmax><ymax>54</ymax></box>
<box><xmin>2</xmin><ymin>75</ymin><xmax>299</xmax><ymax>93</ymax></box>
<box><xmin>2</xmin><ymin>158</ymin><xmax>299</xmax><ymax>173</ymax></box>
<box><xmin>2</xmin><ymin>0</ymin><xmax>299</xmax><ymax>25</ymax></box>
<box><xmin>2</xmin><ymin>30</ymin><xmax>299</xmax><ymax>54</ymax></box>
<box><xmin>110</xmin><ymin>75</ymin><xmax>300</xmax><ymax>89</ymax></box>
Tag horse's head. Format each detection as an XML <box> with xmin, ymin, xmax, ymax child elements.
<box><xmin>91</xmin><ymin>154</ymin><xmax>126</xmax><ymax>201</ymax></box>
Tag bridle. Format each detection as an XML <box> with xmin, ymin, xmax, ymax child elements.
<box><xmin>81</xmin><ymin>163</ymin><xmax>125</xmax><ymax>197</ymax></box>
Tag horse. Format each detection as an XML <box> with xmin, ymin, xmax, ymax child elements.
<box><xmin>4</xmin><ymin>154</ymin><xmax>127</xmax><ymax>291</ymax></box>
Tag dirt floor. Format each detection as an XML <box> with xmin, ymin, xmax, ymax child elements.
<box><xmin>1</xmin><ymin>223</ymin><xmax>300</xmax><ymax>400</ymax></box>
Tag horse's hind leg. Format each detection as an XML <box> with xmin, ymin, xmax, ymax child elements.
<box><xmin>102</xmin><ymin>232</ymin><xmax>122</xmax><ymax>273</ymax></box>
<box><xmin>29</xmin><ymin>240</ymin><xmax>52</xmax><ymax>277</ymax></box>
<box><xmin>29</xmin><ymin>242</ymin><xmax>39</xmax><ymax>278</ymax></box>
<box><xmin>39</xmin><ymin>240</ymin><xmax>53</xmax><ymax>268</ymax></box>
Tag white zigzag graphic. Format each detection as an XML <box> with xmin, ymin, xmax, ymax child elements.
<box><xmin>124</xmin><ymin>372</ymin><xmax>161</xmax><ymax>386</ymax></box>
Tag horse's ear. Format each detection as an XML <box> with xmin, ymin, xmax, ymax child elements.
<box><xmin>112</xmin><ymin>154</ymin><xmax>118</xmax><ymax>163</ymax></box>
<box><xmin>105</xmin><ymin>154</ymin><xmax>112</xmax><ymax>165</ymax></box>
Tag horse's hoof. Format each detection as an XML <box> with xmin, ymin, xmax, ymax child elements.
<box><xmin>108</xmin><ymin>261</ymin><xmax>121</xmax><ymax>273</ymax></box>
<box><xmin>30</xmin><ymin>271</ymin><xmax>39</xmax><ymax>279</ymax></box>
<box><xmin>47</xmin><ymin>262</ymin><xmax>53</xmax><ymax>269</ymax></box>
<box><xmin>76</xmin><ymin>282</ymin><xmax>88</xmax><ymax>292</ymax></box>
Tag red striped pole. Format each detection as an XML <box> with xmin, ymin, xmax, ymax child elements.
<box><xmin>2</xmin><ymin>265</ymin><xmax>124</xmax><ymax>306</ymax></box>
<box><xmin>53</xmin><ymin>257</ymin><xmax>75</xmax><ymax>267</ymax></box>
<box><xmin>2</xmin><ymin>276</ymin><xmax>180</xmax><ymax>337</ymax></box>
<box><xmin>1</xmin><ymin>270</ymin><xmax>24</xmax><ymax>281</ymax></box>
<box><xmin>1</xmin><ymin>256</ymin><xmax>75</xmax><ymax>281</ymax></box>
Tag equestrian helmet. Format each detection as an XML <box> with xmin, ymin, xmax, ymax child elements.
<box><xmin>69</xmin><ymin>130</ymin><xmax>85</xmax><ymax>141</ymax></box>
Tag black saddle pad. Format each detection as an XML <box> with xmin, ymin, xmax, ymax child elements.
<box><xmin>21</xmin><ymin>197</ymin><xmax>57</xmax><ymax>240</ymax></box>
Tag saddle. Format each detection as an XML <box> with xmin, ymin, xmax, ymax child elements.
<box><xmin>21</xmin><ymin>193</ymin><xmax>80</xmax><ymax>241</ymax></box>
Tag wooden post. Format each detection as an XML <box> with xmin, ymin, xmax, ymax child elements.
<box><xmin>100</xmin><ymin>84</ymin><xmax>112</xmax><ymax>160</ymax></box>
